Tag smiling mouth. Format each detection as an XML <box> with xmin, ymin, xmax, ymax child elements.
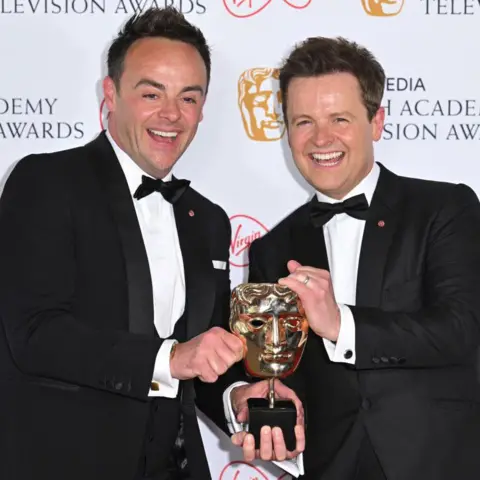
<box><xmin>147</xmin><ymin>128</ymin><xmax>179</xmax><ymax>143</ymax></box>
<box><xmin>310</xmin><ymin>151</ymin><xmax>345</xmax><ymax>167</ymax></box>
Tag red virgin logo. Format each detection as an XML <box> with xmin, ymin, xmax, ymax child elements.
<box><xmin>229</xmin><ymin>214</ymin><xmax>269</xmax><ymax>268</ymax></box>
<box><xmin>223</xmin><ymin>0</ymin><xmax>312</xmax><ymax>18</ymax></box>
<box><xmin>219</xmin><ymin>460</ymin><xmax>288</xmax><ymax>479</ymax></box>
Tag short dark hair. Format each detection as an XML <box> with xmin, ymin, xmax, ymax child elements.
<box><xmin>279</xmin><ymin>37</ymin><xmax>385</xmax><ymax>122</ymax></box>
<box><xmin>107</xmin><ymin>7</ymin><xmax>211</xmax><ymax>92</ymax></box>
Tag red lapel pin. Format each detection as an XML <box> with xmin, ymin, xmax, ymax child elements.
<box><xmin>377</xmin><ymin>220</ymin><xmax>385</xmax><ymax>227</ymax></box>
<box><xmin>189</xmin><ymin>210</ymin><xmax>195</xmax><ymax>217</ymax></box>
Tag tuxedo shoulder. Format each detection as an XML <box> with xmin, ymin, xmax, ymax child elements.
<box><xmin>185</xmin><ymin>186</ymin><xmax>229</xmax><ymax>221</ymax></box>
<box><xmin>398</xmin><ymin>174</ymin><xmax>479</xmax><ymax>206</ymax></box>
<box><xmin>9</xmin><ymin>143</ymin><xmax>88</xmax><ymax>179</ymax></box>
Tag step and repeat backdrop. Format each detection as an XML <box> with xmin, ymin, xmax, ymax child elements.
<box><xmin>1</xmin><ymin>0</ymin><xmax>479</xmax><ymax>478</ymax></box>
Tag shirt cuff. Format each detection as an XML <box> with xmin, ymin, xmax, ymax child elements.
<box><xmin>148</xmin><ymin>339</ymin><xmax>179</xmax><ymax>398</ymax></box>
<box><xmin>222</xmin><ymin>382</ymin><xmax>305</xmax><ymax>477</ymax></box>
<box><xmin>223</xmin><ymin>381</ymin><xmax>249</xmax><ymax>434</ymax></box>
<box><xmin>323</xmin><ymin>304</ymin><xmax>356</xmax><ymax>364</ymax></box>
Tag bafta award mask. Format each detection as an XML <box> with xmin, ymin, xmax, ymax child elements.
<box><xmin>229</xmin><ymin>283</ymin><xmax>309</xmax><ymax>451</ymax></box>
<box><xmin>229</xmin><ymin>283</ymin><xmax>308</xmax><ymax>379</ymax></box>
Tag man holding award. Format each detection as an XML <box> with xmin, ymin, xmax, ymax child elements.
<box><xmin>224</xmin><ymin>36</ymin><xmax>480</xmax><ymax>480</ymax></box>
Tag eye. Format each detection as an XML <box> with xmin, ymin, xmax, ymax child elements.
<box><xmin>143</xmin><ymin>93</ymin><xmax>158</xmax><ymax>100</ymax></box>
<box><xmin>249</xmin><ymin>318</ymin><xmax>265</xmax><ymax>329</ymax></box>
<box><xmin>183</xmin><ymin>96</ymin><xmax>197</xmax><ymax>104</ymax></box>
<box><xmin>295</xmin><ymin>120</ymin><xmax>311</xmax><ymax>127</ymax></box>
<box><xmin>335</xmin><ymin>117</ymin><xmax>348</xmax><ymax>123</ymax></box>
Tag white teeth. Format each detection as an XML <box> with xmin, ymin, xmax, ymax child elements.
<box><xmin>149</xmin><ymin>129</ymin><xmax>178</xmax><ymax>138</ymax></box>
<box><xmin>311</xmin><ymin>152</ymin><xmax>343</xmax><ymax>161</ymax></box>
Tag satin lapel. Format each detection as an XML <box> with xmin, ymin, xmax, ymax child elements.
<box><xmin>356</xmin><ymin>164</ymin><xmax>402</xmax><ymax>307</ymax></box>
<box><xmin>174</xmin><ymin>190</ymin><xmax>215</xmax><ymax>341</ymax></box>
<box><xmin>290</xmin><ymin>200</ymin><xmax>330</xmax><ymax>272</ymax></box>
<box><xmin>86</xmin><ymin>132</ymin><xmax>154</xmax><ymax>336</ymax></box>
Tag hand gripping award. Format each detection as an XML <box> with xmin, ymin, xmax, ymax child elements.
<box><xmin>229</xmin><ymin>283</ymin><xmax>308</xmax><ymax>451</ymax></box>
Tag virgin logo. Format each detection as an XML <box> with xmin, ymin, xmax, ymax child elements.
<box><xmin>229</xmin><ymin>214</ymin><xmax>268</xmax><ymax>268</ymax></box>
<box><xmin>219</xmin><ymin>460</ymin><xmax>288</xmax><ymax>479</ymax></box>
<box><xmin>223</xmin><ymin>0</ymin><xmax>312</xmax><ymax>18</ymax></box>
<box><xmin>99</xmin><ymin>98</ymin><xmax>109</xmax><ymax>130</ymax></box>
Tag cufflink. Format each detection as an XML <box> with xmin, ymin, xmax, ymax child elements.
<box><xmin>151</xmin><ymin>381</ymin><xmax>160</xmax><ymax>391</ymax></box>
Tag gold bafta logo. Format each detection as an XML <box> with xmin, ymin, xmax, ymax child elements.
<box><xmin>361</xmin><ymin>0</ymin><xmax>405</xmax><ymax>16</ymax></box>
<box><xmin>238</xmin><ymin>68</ymin><xmax>285</xmax><ymax>142</ymax></box>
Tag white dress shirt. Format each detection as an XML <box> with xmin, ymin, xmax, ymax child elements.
<box><xmin>106</xmin><ymin>130</ymin><xmax>184</xmax><ymax>399</ymax></box>
<box><xmin>223</xmin><ymin>163</ymin><xmax>381</xmax><ymax>477</ymax></box>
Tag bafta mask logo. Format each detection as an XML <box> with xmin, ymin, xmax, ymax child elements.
<box><xmin>229</xmin><ymin>214</ymin><xmax>269</xmax><ymax>268</ymax></box>
<box><xmin>224</xmin><ymin>0</ymin><xmax>312</xmax><ymax>19</ymax></box>
<box><xmin>238</xmin><ymin>68</ymin><xmax>285</xmax><ymax>142</ymax></box>
<box><xmin>361</xmin><ymin>0</ymin><xmax>405</xmax><ymax>16</ymax></box>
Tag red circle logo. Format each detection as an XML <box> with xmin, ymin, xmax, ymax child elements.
<box><xmin>223</xmin><ymin>0</ymin><xmax>312</xmax><ymax>18</ymax></box>
<box><xmin>219</xmin><ymin>460</ymin><xmax>289</xmax><ymax>479</ymax></box>
<box><xmin>229</xmin><ymin>214</ymin><xmax>269</xmax><ymax>268</ymax></box>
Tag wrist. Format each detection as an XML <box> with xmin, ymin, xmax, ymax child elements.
<box><xmin>169</xmin><ymin>340</ymin><xmax>179</xmax><ymax>378</ymax></box>
<box><xmin>325</xmin><ymin>306</ymin><xmax>341</xmax><ymax>342</ymax></box>
<box><xmin>230</xmin><ymin>385</ymin><xmax>242</xmax><ymax>412</ymax></box>
<box><xmin>331</xmin><ymin>305</ymin><xmax>341</xmax><ymax>341</ymax></box>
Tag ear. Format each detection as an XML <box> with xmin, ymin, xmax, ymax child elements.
<box><xmin>371</xmin><ymin>106</ymin><xmax>385</xmax><ymax>142</ymax></box>
<box><xmin>103</xmin><ymin>76</ymin><xmax>117</xmax><ymax>112</ymax></box>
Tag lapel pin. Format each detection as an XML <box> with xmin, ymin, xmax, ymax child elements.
<box><xmin>189</xmin><ymin>210</ymin><xmax>195</xmax><ymax>217</ymax></box>
<box><xmin>377</xmin><ymin>220</ymin><xmax>385</xmax><ymax>228</ymax></box>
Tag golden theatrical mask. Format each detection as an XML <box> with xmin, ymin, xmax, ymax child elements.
<box><xmin>361</xmin><ymin>0</ymin><xmax>405</xmax><ymax>16</ymax></box>
<box><xmin>237</xmin><ymin>68</ymin><xmax>285</xmax><ymax>142</ymax></box>
<box><xmin>230</xmin><ymin>283</ymin><xmax>308</xmax><ymax>405</ymax></box>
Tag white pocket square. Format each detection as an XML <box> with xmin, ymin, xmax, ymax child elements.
<box><xmin>212</xmin><ymin>260</ymin><xmax>227</xmax><ymax>270</ymax></box>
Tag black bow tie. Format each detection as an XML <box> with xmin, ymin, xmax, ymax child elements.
<box><xmin>133</xmin><ymin>175</ymin><xmax>190</xmax><ymax>204</ymax></box>
<box><xmin>310</xmin><ymin>193</ymin><xmax>369</xmax><ymax>228</ymax></box>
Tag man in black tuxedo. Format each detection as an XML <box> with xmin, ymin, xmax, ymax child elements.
<box><xmin>225</xmin><ymin>37</ymin><xmax>480</xmax><ymax>480</ymax></box>
<box><xmin>0</xmin><ymin>7</ymin><xmax>247</xmax><ymax>480</ymax></box>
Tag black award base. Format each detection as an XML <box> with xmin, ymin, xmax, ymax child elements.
<box><xmin>247</xmin><ymin>397</ymin><xmax>297</xmax><ymax>452</ymax></box>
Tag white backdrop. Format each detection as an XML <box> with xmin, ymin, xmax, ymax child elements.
<box><xmin>1</xmin><ymin>1</ymin><xmax>480</xmax><ymax>478</ymax></box>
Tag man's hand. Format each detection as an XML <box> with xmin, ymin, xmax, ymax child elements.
<box><xmin>279</xmin><ymin>259</ymin><xmax>340</xmax><ymax>342</ymax></box>
<box><xmin>230</xmin><ymin>380</ymin><xmax>305</xmax><ymax>462</ymax></box>
<box><xmin>170</xmin><ymin>327</ymin><xmax>245</xmax><ymax>382</ymax></box>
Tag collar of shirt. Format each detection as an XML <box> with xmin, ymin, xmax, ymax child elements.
<box><xmin>315</xmin><ymin>162</ymin><xmax>380</xmax><ymax>206</ymax></box>
<box><xmin>105</xmin><ymin>129</ymin><xmax>173</xmax><ymax>198</ymax></box>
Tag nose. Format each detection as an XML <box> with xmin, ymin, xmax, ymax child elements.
<box><xmin>312</xmin><ymin>123</ymin><xmax>334</xmax><ymax>147</ymax></box>
<box><xmin>265</xmin><ymin>317</ymin><xmax>287</xmax><ymax>354</ymax></box>
<box><xmin>158</xmin><ymin>98</ymin><xmax>181</xmax><ymax>123</ymax></box>
<box><xmin>272</xmin><ymin>317</ymin><xmax>280</xmax><ymax>348</ymax></box>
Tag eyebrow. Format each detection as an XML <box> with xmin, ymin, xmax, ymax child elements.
<box><xmin>290</xmin><ymin>111</ymin><xmax>353</xmax><ymax>122</ymax></box>
<box><xmin>330</xmin><ymin>111</ymin><xmax>353</xmax><ymax>117</ymax></box>
<box><xmin>134</xmin><ymin>79</ymin><xmax>204</xmax><ymax>96</ymax></box>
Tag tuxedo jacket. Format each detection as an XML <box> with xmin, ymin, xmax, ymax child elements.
<box><xmin>248</xmin><ymin>164</ymin><xmax>480</xmax><ymax>480</ymax></box>
<box><xmin>0</xmin><ymin>132</ymin><xmax>235</xmax><ymax>480</ymax></box>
